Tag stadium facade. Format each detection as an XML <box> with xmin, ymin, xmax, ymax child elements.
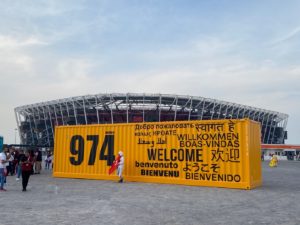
<box><xmin>14</xmin><ymin>93</ymin><xmax>288</xmax><ymax>147</ymax></box>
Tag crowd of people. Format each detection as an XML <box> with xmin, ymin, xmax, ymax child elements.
<box><xmin>0</xmin><ymin>147</ymin><xmax>53</xmax><ymax>191</ymax></box>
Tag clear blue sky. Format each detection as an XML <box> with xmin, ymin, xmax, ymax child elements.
<box><xmin>0</xmin><ymin>0</ymin><xmax>299</xmax><ymax>144</ymax></box>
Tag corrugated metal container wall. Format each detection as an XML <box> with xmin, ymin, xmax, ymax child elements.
<box><xmin>0</xmin><ymin>136</ymin><xmax>3</xmax><ymax>151</ymax></box>
<box><xmin>53</xmin><ymin>119</ymin><xmax>262</xmax><ymax>189</ymax></box>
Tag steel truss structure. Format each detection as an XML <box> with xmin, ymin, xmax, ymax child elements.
<box><xmin>15</xmin><ymin>93</ymin><xmax>288</xmax><ymax>147</ymax></box>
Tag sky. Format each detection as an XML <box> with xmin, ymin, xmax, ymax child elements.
<box><xmin>0</xmin><ymin>0</ymin><xmax>299</xmax><ymax>144</ymax></box>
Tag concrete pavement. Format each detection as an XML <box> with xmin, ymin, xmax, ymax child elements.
<box><xmin>0</xmin><ymin>161</ymin><xmax>299</xmax><ymax>225</ymax></box>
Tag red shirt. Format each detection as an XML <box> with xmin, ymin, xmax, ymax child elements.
<box><xmin>21</xmin><ymin>156</ymin><xmax>33</xmax><ymax>171</ymax></box>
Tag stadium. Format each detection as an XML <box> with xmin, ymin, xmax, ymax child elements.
<box><xmin>14</xmin><ymin>93</ymin><xmax>289</xmax><ymax>147</ymax></box>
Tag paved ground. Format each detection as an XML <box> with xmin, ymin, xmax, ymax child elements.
<box><xmin>0</xmin><ymin>161</ymin><xmax>299</xmax><ymax>225</ymax></box>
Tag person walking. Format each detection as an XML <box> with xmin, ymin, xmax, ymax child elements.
<box><xmin>6</xmin><ymin>148</ymin><xmax>14</xmax><ymax>176</ymax></box>
<box><xmin>34</xmin><ymin>149</ymin><xmax>42</xmax><ymax>174</ymax></box>
<box><xmin>0</xmin><ymin>148</ymin><xmax>8</xmax><ymax>191</ymax></box>
<box><xmin>21</xmin><ymin>151</ymin><xmax>34</xmax><ymax>191</ymax></box>
<box><xmin>16</xmin><ymin>149</ymin><xmax>25</xmax><ymax>181</ymax></box>
<box><xmin>117</xmin><ymin>151</ymin><xmax>124</xmax><ymax>183</ymax></box>
<box><xmin>45</xmin><ymin>152</ymin><xmax>52</xmax><ymax>170</ymax></box>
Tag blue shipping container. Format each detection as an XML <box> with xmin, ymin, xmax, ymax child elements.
<box><xmin>0</xmin><ymin>136</ymin><xmax>3</xmax><ymax>151</ymax></box>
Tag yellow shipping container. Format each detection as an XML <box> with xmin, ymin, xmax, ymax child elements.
<box><xmin>53</xmin><ymin>119</ymin><xmax>262</xmax><ymax>189</ymax></box>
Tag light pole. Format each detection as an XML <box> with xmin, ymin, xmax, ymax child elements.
<box><xmin>14</xmin><ymin>128</ymin><xmax>18</xmax><ymax>144</ymax></box>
